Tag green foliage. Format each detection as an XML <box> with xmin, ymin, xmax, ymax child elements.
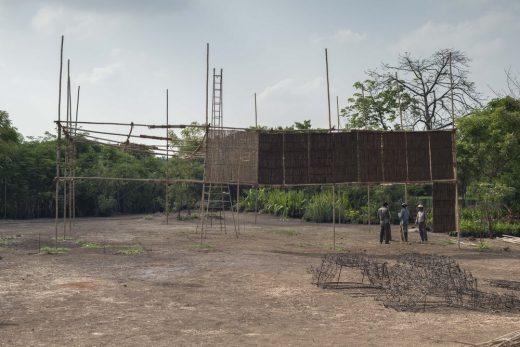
<box><xmin>114</xmin><ymin>245</ymin><xmax>144</xmax><ymax>255</ymax></box>
<box><xmin>39</xmin><ymin>246</ymin><xmax>70</xmax><ymax>254</ymax></box>
<box><xmin>467</xmin><ymin>182</ymin><xmax>514</xmax><ymax>237</ymax></box>
<box><xmin>342</xmin><ymin>80</ymin><xmax>415</xmax><ymax>130</ymax></box>
<box><xmin>75</xmin><ymin>240</ymin><xmax>103</xmax><ymax>249</ymax></box>
<box><xmin>192</xmin><ymin>242</ymin><xmax>212</xmax><ymax>250</ymax></box>
<box><xmin>478</xmin><ymin>241</ymin><xmax>490</xmax><ymax>252</ymax></box>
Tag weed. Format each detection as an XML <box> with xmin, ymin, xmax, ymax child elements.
<box><xmin>143</xmin><ymin>215</ymin><xmax>153</xmax><ymax>220</ymax></box>
<box><xmin>39</xmin><ymin>246</ymin><xmax>70</xmax><ymax>255</ymax></box>
<box><xmin>270</xmin><ymin>229</ymin><xmax>299</xmax><ymax>237</ymax></box>
<box><xmin>321</xmin><ymin>243</ymin><xmax>347</xmax><ymax>252</ymax></box>
<box><xmin>478</xmin><ymin>241</ymin><xmax>490</xmax><ymax>252</ymax></box>
<box><xmin>192</xmin><ymin>243</ymin><xmax>213</xmax><ymax>250</ymax></box>
<box><xmin>115</xmin><ymin>245</ymin><xmax>144</xmax><ymax>255</ymax></box>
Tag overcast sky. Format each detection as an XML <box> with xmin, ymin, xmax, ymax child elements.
<box><xmin>1</xmin><ymin>0</ymin><xmax>519</xmax><ymax>139</ymax></box>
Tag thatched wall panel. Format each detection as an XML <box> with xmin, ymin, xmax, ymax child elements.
<box><xmin>258</xmin><ymin>133</ymin><xmax>283</xmax><ymax>185</ymax></box>
<box><xmin>309</xmin><ymin>133</ymin><xmax>333</xmax><ymax>183</ymax></box>
<box><xmin>382</xmin><ymin>132</ymin><xmax>407</xmax><ymax>182</ymax></box>
<box><xmin>332</xmin><ymin>132</ymin><xmax>358</xmax><ymax>182</ymax></box>
<box><xmin>357</xmin><ymin>131</ymin><xmax>383</xmax><ymax>182</ymax></box>
<box><xmin>430</xmin><ymin>130</ymin><xmax>454</xmax><ymax>180</ymax></box>
<box><xmin>433</xmin><ymin>182</ymin><xmax>456</xmax><ymax>233</ymax></box>
<box><xmin>406</xmin><ymin>132</ymin><xmax>431</xmax><ymax>182</ymax></box>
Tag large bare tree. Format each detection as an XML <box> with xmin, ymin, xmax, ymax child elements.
<box><xmin>370</xmin><ymin>49</ymin><xmax>481</xmax><ymax>130</ymax></box>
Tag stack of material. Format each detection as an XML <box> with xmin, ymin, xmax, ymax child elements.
<box><xmin>284</xmin><ymin>133</ymin><xmax>309</xmax><ymax>185</ymax></box>
<box><xmin>332</xmin><ymin>132</ymin><xmax>358</xmax><ymax>182</ymax></box>
<box><xmin>432</xmin><ymin>182</ymin><xmax>456</xmax><ymax>233</ymax></box>
<box><xmin>430</xmin><ymin>130</ymin><xmax>455</xmax><ymax>180</ymax></box>
<box><xmin>257</xmin><ymin>133</ymin><xmax>283</xmax><ymax>184</ymax></box>
<box><xmin>309</xmin><ymin>133</ymin><xmax>333</xmax><ymax>183</ymax></box>
<box><xmin>382</xmin><ymin>132</ymin><xmax>407</xmax><ymax>182</ymax></box>
<box><xmin>357</xmin><ymin>131</ymin><xmax>383</xmax><ymax>182</ymax></box>
<box><xmin>406</xmin><ymin>132</ymin><xmax>431</xmax><ymax>181</ymax></box>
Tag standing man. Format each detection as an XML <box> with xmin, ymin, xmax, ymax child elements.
<box><xmin>415</xmin><ymin>204</ymin><xmax>428</xmax><ymax>243</ymax></box>
<box><xmin>399</xmin><ymin>203</ymin><xmax>410</xmax><ymax>242</ymax></box>
<box><xmin>377</xmin><ymin>202</ymin><xmax>391</xmax><ymax>244</ymax></box>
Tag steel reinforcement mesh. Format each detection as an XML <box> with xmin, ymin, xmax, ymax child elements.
<box><xmin>205</xmin><ymin>129</ymin><xmax>454</xmax><ymax>186</ymax></box>
<box><xmin>433</xmin><ymin>182</ymin><xmax>456</xmax><ymax>232</ymax></box>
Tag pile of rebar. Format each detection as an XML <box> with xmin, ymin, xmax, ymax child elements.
<box><xmin>310</xmin><ymin>252</ymin><xmax>520</xmax><ymax>313</ymax></box>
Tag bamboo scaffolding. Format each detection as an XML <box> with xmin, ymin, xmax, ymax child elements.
<box><xmin>55</xmin><ymin>35</ymin><xmax>63</xmax><ymax>249</ymax></box>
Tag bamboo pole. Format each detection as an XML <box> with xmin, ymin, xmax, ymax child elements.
<box><xmin>449</xmin><ymin>52</ymin><xmax>461</xmax><ymax>249</ymax></box>
<box><xmin>63</xmin><ymin>59</ymin><xmax>70</xmax><ymax>240</ymax></box>
<box><xmin>55</xmin><ymin>35</ymin><xmax>64</xmax><ymax>249</ymax></box>
<box><xmin>254</xmin><ymin>92</ymin><xmax>258</xmax><ymax>128</ymax></box>
<box><xmin>205</xmin><ymin>43</ymin><xmax>209</xmax><ymax>126</ymax></box>
<box><xmin>73</xmin><ymin>85</ymin><xmax>80</xmax><ymax>226</ymax></box>
<box><xmin>67</xmin><ymin>67</ymin><xmax>72</xmax><ymax>236</ymax></box>
<box><xmin>325</xmin><ymin>48</ymin><xmax>332</xmax><ymax>130</ymax></box>
<box><xmin>332</xmin><ymin>184</ymin><xmax>336</xmax><ymax>250</ymax></box>
<box><xmin>396</xmin><ymin>72</ymin><xmax>408</xmax><ymax>204</ymax></box>
<box><xmin>336</xmin><ymin>95</ymin><xmax>340</xmax><ymax>130</ymax></box>
<box><xmin>165</xmin><ymin>89</ymin><xmax>169</xmax><ymax>225</ymax></box>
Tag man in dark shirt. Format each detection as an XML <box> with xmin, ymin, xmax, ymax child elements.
<box><xmin>377</xmin><ymin>202</ymin><xmax>391</xmax><ymax>244</ymax></box>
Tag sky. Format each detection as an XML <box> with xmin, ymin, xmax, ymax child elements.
<box><xmin>1</xmin><ymin>0</ymin><xmax>520</xmax><ymax>140</ymax></box>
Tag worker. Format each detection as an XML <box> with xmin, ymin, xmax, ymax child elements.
<box><xmin>415</xmin><ymin>204</ymin><xmax>428</xmax><ymax>243</ymax></box>
<box><xmin>377</xmin><ymin>202</ymin><xmax>391</xmax><ymax>244</ymax></box>
<box><xmin>398</xmin><ymin>203</ymin><xmax>410</xmax><ymax>242</ymax></box>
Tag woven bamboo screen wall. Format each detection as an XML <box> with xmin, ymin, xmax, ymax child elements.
<box><xmin>433</xmin><ymin>182</ymin><xmax>457</xmax><ymax>233</ymax></box>
<box><xmin>204</xmin><ymin>129</ymin><xmax>455</xmax><ymax>186</ymax></box>
<box><xmin>205</xmin><ymin>129</ymin><xmax>259</xmax><ymax>185</ymax></box>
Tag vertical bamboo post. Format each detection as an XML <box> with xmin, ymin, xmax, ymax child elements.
<box><xmin>199</xmin><ymin>43</ymin><xmax>210</xmax><ymax>240</ymax></box>
<box><xmin>73</xmin><ymin>85</ymin><xmax>80</xmax><ymax>226</ymax></box>
<box><xmin>3</xmin><ymin>178</ymin><xmax>6</xmax><ymax>219</ymax></box>
<box><xmin>449</xmin><ymin>52</ymin><xmax>461</xmax><ymax>249</ymax></box>
<box><xmin>63</xmin><ymin>59</ymin><xmax>70</xmax><ymax>240</ymax></box>
<box><xmin>396</xmin><ymin>72</ymin><xmax>408</xmax><ymax>204</ymax></box>
<box><xmin>165</xmin><ymin>89</ymin><xmax>169</xmax><ymax>225</ymax></box>
<box><xmin>336</xmin><ymin>95</ymin><xmax>340</xmax><ymax>130</ymax></box>
<box><xmin>325</xmin><ymin>48</ymin><xmax>335</xmax><ymax>249</ymax></box>
<box><xmin>55</xmin><ymin>35</ymin><xmax>64</xmax><ymax>249</ymax></box>
<box><xmin>254</xmin><ymin>92</ymin><xmax>258</xmax><ymax>128</ymax></box>
<box><xmin>367</xmin><ymin>184</ymin><xmax>371</xmax><ymax>231</ymax></box>
<box><xmin>205</xmin><ymin>43</ymin><xmax>209</xmax><ymax>126</ymax></box>
<box><xmin>67</xmin><ymin>69</ymin><xmax>72</xmax><ymax>236</ymax></box>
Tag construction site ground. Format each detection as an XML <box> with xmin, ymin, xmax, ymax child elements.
<box><xmin>0</xmin><ymin>213</ymin><xmax>519</xmax><ymax>347</ymax></box>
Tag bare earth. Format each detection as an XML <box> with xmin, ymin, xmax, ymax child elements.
<box><xmin>1</xmin><ymin>213</ymin><xmax>519</xmax><ymax>347</ymax></box>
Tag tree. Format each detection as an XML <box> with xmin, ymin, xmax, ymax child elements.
<box><xmin>457</xmin><ymin>97</ymin><xmax>520</xmax><ymax>213</ymax></box>
<box><xmin>0</xmin><ymin>110</ymin><xmax>22</xmax><ymax>143</ymax></box>
<box><xmin>341</xmin><ymin>80</ymin><xmax>417</xmax><ymax>130</ymax></box>
<box><xmin>467</xmin><ymin>182</ymin><xmax>514</xmax><ymax>238</ymax></box>
<box><xmin>370</xmin><ymin>49</ymin><xmax>481</xmax><ymax>130</ymax></box>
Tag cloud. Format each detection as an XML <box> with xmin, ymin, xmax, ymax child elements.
<box><xmin>310</xmin><ymin>28</ymin><xmax>367</xmax><ymax>45</ymax></box>
<box><xmin>257</xmin><ymin>77</ymin><xmax>330</xmax><ymax>128</ymax></box>
<box><xmin>333</xmin><ymin>29</ymin><xmax>367</xmax><ymax>43</ymax></box>
<box><xmin>77</xmin><ymin>63</ymin><xmax>124</xmax><ymax>84</ymax></box>
<box><xmin>31</xmin><ymin>5</ymin><xmax>118</xmax><ymax>36</ymax></box>
<box><xmin>395</xmin><ymin>12</ymin><xmax>518</xmax><ymax>57</ymax></box>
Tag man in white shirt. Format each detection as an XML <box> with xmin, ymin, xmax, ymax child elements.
<box><xmin>415</xmin><ymin>204</ymin><xmax>427</xmax><ymax>243</ymax></box>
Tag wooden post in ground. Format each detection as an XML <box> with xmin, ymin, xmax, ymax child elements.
<box><xmin>73</xmin><ymin>85</ymin><xmax>80</xmax><ymax>226</ymax></box>
<box><xmin>165</xmin><ymin>89</ymin><xmax>169</xmax><ymax>225</ymax></box>
<box><xmin>332</xmin><ymin>184</ymin><xmax>336</xmax><ymax>250</ymax></box>
<box><xmin>449</xmin><ymin>52</ymin><xmax>461</xmax><ymax>249</ymax></box>
<box><xmin>67</xmin><ymin>69</ymin><xmax>72</xmax><ymax>236</ymax></box>
<box><xmin>55</xmin><ymin>35</ymin><xmax>64</xmax><ymax>249</ymax></box>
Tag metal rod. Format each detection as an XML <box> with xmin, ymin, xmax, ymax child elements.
<box><xmin>55</xmin><ymin>35</ymin><xmax>63</xmax><ymax>249</ymax></box>
<box><xmin>325</xmin><ymin>48</ymin><xmax>332</xmax><ymax>131</ymax></box>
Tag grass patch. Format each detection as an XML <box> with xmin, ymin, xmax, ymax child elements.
<box><xmin>114</xmin><ymin>244</ymin><xmax>144</xmax><ymax>255</ymax></box>
<box><xmin>75</xmin><ymin>240</ymin><xmax>103</xmax><ymax>249</ymax></box>
<box><xmin>270</xmin><ymin>229</ymin><xmax>299</xmax><ymax>237</ymax></box>
<box><xmin>143</xmin><ymin>214</ymin><xmax>154</xmax><ymax>220</ymax></box>
<box><xmin>438</xmin><ymin>239</ymin><xmax>456</xmax><ymax>246</ymax></box>
<box><xmin>0</xmin><ymin>238</ymin><xmax>13</xmax><ymax>247</ymax></box>
<box><xmin>321</xmin><ymin>243</ymin><xmax>347</xmax><ymax>252</ymax></box>
<box><xmin>192</xmin><ymin>242</ymin><xmax>213</xmax><ymax>250</ymax></box>
<box><xmin>39</xmin><ymin>246</ymin><xmax>70</xmax><ymax>255</ymax></box>
<box><xmin>478</xmin><ymin>241</ymin><xmax>490</xmax><ymax>252</ymax></box>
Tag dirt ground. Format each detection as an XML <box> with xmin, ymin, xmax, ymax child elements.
<box><xmin>0</xmin><ymin>213</ymin><xmax>519</xmax><ymax>347</ymax></box>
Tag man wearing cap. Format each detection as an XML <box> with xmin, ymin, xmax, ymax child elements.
<box><xmin>377</xmin><ymin>202</ymin><xmax>391</xmax><ymax>244</ymax></box>
<box><xmin>398</xmin><ymin>203</ymin><xmax>410</xmax><ymax>242</ymax></box>
<box><xmin>415</xmin><ymin>204</ymin><xmax>428</xmax><ymax>243</ymax></box>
